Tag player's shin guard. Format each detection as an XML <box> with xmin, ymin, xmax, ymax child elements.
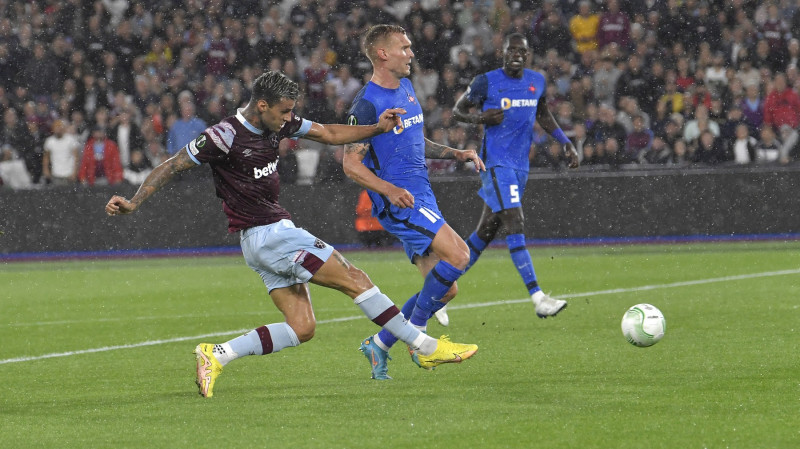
<box><xmin>465</xmin><ymin>232</ymin><xmax>489</xmax><ymax>271</ymax></box>
<box><xmin>355</xmin><ymin>287</ymin><xmax>433</xmax><ymax>352</ymax></box>
<box><xmin>507</xmin><ymin>233</ymin><xmax>540</xmax><ymax>294</ymax></box>
<box><xmin>410</xmin><ymin>260</ymin><xmax>464</xmax><ymax>327</ymax></box>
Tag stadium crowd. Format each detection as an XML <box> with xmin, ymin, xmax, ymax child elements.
<box><xmin>0</xmin><ymin>0</ymin><xmax>798</xmax><ymax>189</ymax></box>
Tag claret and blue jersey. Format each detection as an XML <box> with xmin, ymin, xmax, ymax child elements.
<box><xmin>466</xmin><ymin>68</ymin><xmax>546</xmax><ymax>172</ymax></box>
<box><xmin>347</xmin><ymin>78</ymin><xmax>434</xmax><ymax>215</ymax></box>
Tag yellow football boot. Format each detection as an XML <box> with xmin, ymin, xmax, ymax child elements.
<box><xmin>194</xmin><ymin>343</ymin><xmax>223</xmax><ymax>398</ymax></box>
<box><xmin>416</xmin><ymin>335</ymin><xmax>478</xmax><ymax>370</ymax></box>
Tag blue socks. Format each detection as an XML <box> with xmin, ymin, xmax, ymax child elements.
<box><xmin>410</xmin><ymin>260</ymin><xmax>464</xmax><ymax>326</ymax></box>
<box><xmin>465</xmin><ymin>232</ymin><xmax>489</xmax><ymax>271</ymax></box>
<box><xmin>507</xmin><ymin>233</ymin><xmax>539</xmax><ymax>294</ymax></box>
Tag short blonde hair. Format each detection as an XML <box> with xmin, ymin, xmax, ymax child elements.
<box><xmin>363</xmin><ymin>24</ymin><xmax>406</xmax><ymax>62</ymax></box>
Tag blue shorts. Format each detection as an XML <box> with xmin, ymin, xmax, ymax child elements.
<box><xmin>240</xmin><ymin>219</ymin><xmax>334</xmax><ymax>292</ymax></box>
<box><xmin>478</xmin><ymin>166</ymin><xmax>529</xmax><ymax>213</ymax></box>
<box><xmin>377</xmin><ymin>199</ymin><xmax>446</xmax><ymax>263</ymax></box>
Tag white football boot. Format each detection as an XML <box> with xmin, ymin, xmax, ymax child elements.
<box><xmin>531</xmin><ymin>291</ymin><xmax>567</xmax><ymax>318</ymax></box>
<box><xmin>434</xmin><ymin>305</ymin><xmax>450</xmax><ymax>326</ymax></box>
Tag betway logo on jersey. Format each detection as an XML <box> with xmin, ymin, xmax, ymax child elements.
<box><xmin>254</xmin><ymin>160</ymin><xmax>278</xmax><ymax>179</ymax></box>
<box><xmin>501</xmin><ymin>98</ymin><xmax>538</xmax><ymax>110</ymax></box>
<box><xmin>394</xmin><ymin>113</ymin><xmax>424</xmax><ymax>134</ymax></box>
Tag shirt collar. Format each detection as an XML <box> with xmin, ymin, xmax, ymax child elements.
<box><xmin>236</xmin><ymin>109</ymin><xmax>264</xmax><ymax>135</ymax></box>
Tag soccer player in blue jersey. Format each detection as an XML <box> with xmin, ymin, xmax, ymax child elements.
<box><xmin>343</xmin><ymin>24</ymin><xmax>486</xmax><ymax>380</ymax></box>
<box><xmin>105</xmin><ymin>70</ymin><xmax>478</xmax><ymax>397</ymax></box>
<box><xmin>453</xmin><ymin>33</ymin><xmax>580</xmax><ymax>318</ymax></box>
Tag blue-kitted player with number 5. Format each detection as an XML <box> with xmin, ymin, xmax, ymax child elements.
<box><xmin>453</xmin><ymin>33</ymin><xmax>580</xmax><ymax>319</ymax></box>
<box><xmin>343</xmin><ymin>24</ymin><xmax>486</xmax><ymax>380</ymax></box>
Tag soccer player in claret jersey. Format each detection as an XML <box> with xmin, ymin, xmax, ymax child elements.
<box><xmin>453</xmin><ymin>33</ymin><xmax>580</xmax><ymax>318</ymax></box>
<box><xmin>104</xmin><ymin>71</ymin><xmax>478</xmax><ymax>398</ymax></box>
<box><xmin>343</xmin><ymin>24</ymin><xmax>486</xmax><ymax>380</ymax></box>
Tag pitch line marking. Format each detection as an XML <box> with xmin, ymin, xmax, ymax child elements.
<box><xmin>2</xmin><ymin>268</ymin><xmax>798</xmax><ymax>365</ymax></box>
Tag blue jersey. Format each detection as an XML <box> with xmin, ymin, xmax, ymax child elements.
<box><xmin>347</xmin><ymin>78</ymin><xmax>433</xmax><ymax>215</ymax></box>
<box><xmin>465</xmin><ymin>68</ymin><xmax>546</xmax><ymax>172</ymax></box>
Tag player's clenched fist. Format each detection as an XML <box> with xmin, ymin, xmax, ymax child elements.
<box><xmin>105</xmin><ymin>195</ymin><xmax>137</xmax><ymax>216</ymax></box>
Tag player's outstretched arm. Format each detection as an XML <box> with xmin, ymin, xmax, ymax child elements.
<box><xmin>304</xmin><ymin>108</ymin><xmax>406</xmax><ymax>145</ymax></box>
<box><xmin>105</xmin><ymin>148</ymin><xmax>197</xmax><ymax>216</ymax></box>
<box><xmin>535</xmin><ymin>97</ymin><xmax>580</xmax><ymax>169</ymax></box>
<box><xmin>342</xmin><ymin>142</ymin><xmax>415</xmax><ymax>208</ymax></box>
<box><xmin>423</xmin><ymin>138</ymin><xmax>486</xmax><ymax>172</ymax></box>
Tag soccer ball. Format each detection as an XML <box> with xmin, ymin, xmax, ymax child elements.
<box><xmin>621</xmin><ymin>303</ymin><xmax>666</xmax><ymax>347</ymax></box>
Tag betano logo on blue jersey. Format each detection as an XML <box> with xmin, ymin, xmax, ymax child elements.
<box><xmin>500</xmin><ymin>98</ymin><xmax>539</xmax><ymax>110</ymax></box>
<box><xmin>393</xmin><ymin>112</ymin><xmax>424</xmax><ymax>134</ymax></box>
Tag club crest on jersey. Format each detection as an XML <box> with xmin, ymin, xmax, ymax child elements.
<box><xmin>269</xmin><ymin>134</ymin><xmax>280</xmax><ymax>147</ymax></box>
<box><xmin>408</xmin><ymin>95</ymin><xmax>415</xmax><ymax>103</ymax></box>
<box><xmin>501</xmin><ymin>97</ymin><xmax>538</xmax><ymax>110</ymax></box>
<box><xmin>314</xmin><ymin>238</ymin><xmax>327</xmax><ymax>249</ymax></box>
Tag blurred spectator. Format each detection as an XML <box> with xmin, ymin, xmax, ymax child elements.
<box><xmin>110</xmin><ymin>110</ymin><xmax>145</xmax><ymax>170</ymax></box>
<box><xmin>683</xmin><ymin>105</ymin><xmax>720</xmax><ymax>144</ymax></box>
<box><xmin>670</xmin><ymin>139</ymin><xmax>692</xmax><ymax>166</ymax></box>
<box><xmin>763</xmin><ymin>73</ymin><xmax>800</xmax><ymax>163</ymax></box>
<box><xmin>166</xmin><ymin>102</ymin><xmax>206</xmax><ymax>155</ymax></box>
<box><xmin>569</xmin><ymin>1</ymin><xmax>600</xmax><ymax>55</ymax></box>
<box><xmin>435</xmin><ymin>65</ymin><xmax>461</xmax><ymax>108</ymax></box>
<box><xmin>642</xmin><ymin>136</ymin><xmax>672</xmax><ymax>164</ymax></box>
<box><xmin>22</xmin><ymin>41</ymin><xmax>62</xmax><ymax>97</ymax></box>
<box><xmin>729</xmin><ymin>122</ymin><xmax>758</xmax><ymax>164</ymax></box>
<box><xmin>532</xmin><ymin>9</ymin><xmax>573</xmax><ymax>57</ymax></box>
<box><xmin>204</xmin><ymin>24</ymin><xmax>237</xmax><ymax>81</ymax></box>
<box><xmin>704</xmin><ymin>52</ymin><xmax>728</xmax><ymax>98</ymax></box>
<box><xmin>755</xmin><ymin>125</ymin><xmax>782</xmax><ymax>163</ymax></box>
<box><xmin>624</xmin><ymin>114</ymin><xmax>653</xmax><ymax>163</ymax></box>
<box><xmin>123</xmin><ymin>148</ymin><xmax>153</xmax><ymax>185</ymax></box>
<box><xmin>719</xmin><ymin>104</ymin><xmax>748</xmax><ymax>148</ymax></box>
<box><xmin>0</xmin><ymin>108</ymin><xmax>36</xmax><ymax>186</ymax></box>
<box><xmin>739</xmin><ymin>84</ymin><xmax>764</xmax><ymax>133</ymax></box>
<box><xmin>758</xmin><ymin>4</ymin><xmax>789</xmax><ymax>71</ymax></box>
<box><xmin>328</xmin><ymin>65</ymin><xmax>362</xmax><ymax>105</ymax></box>
<box><xmin>43</xmin><ymin>119</ymin><xmax>80</xmax><ymax>185</ymax></box>
<box><xmin>78</xmin><ymin>126</ymin><xmax>123</xmax><ymax>186</ymax></box>
<box><xmin>303</xmin><ymin>49</ymin><xmax>331</xmax><ymax>118</ymax></box>
<box><xmin>597</xmin><ymin>0</ymin><xmax>630</xmax><ymax>52</ymax></box>
<box><xmin>692</xmin><ymin>130</ymin><xmax>726</xmax><ymax>164</ymax></box>
<box><xmin>592</xmin><ymin>52</ymin><xmax>621</xmax><ymax>106</ymax></box>
<box><xmin>25</xmin><ymin>120</ymin><xmax>45</xmax><ymax>183</ymax></box>
<box><xmin>588</xmin><ymin>104</ymin><xmax>627</xmax><ymax>154</ymax></box>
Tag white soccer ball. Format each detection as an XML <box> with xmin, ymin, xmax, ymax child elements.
<box><xmin>621</xmin><ymin>303</ymin><xmax>666</xmax><ymax>347</ymax></box>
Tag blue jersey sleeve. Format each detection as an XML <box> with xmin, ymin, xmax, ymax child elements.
<box><xmin>465</xmin><ymin>73</ymin><xmax>489</xmax><ymax>107</ymax></box>
<box><xmin>346</xmin><ymin>97</ymin><xmax>377</xmax><ymax>143</ymax></box>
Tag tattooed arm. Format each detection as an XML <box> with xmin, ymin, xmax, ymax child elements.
<box><xmin>105</xmin><ymin>148</ymin><xmax>197</xmax><ymax>216</ymax></box>
<box><xmin>342</xmin><ymin>142</ymin><xmax>415</xmax><ymax>208</ymax></box>
<box><xmin>424</xmin><ymin>138</ymin><xmax>486</xmax><ymax>171</ymax></box>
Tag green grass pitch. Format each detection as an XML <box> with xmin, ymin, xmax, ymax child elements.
<box><xmin>2</xmin><ymin>242</ymin><xmax>799</xmax><ymax>448</ymax></box>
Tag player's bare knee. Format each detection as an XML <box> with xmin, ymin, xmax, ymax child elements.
<box><xmin>449</xmin><ymin>249</ymin><xmax>470</xmax><ymax>270</ymax></box>
<box><xmin>291</xmin><ymin>320</ymin><xmax>316</xmax><ymax>343</ymax></box>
